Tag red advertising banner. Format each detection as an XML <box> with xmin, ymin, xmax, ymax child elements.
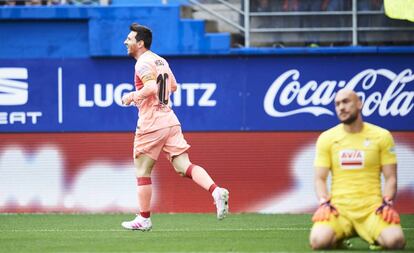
<box><xmin>0</xmin><ymin>132</ymin><xmax>413</xmax><ymax>213</ymax></box>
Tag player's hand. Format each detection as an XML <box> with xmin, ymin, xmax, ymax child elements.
<box><xmin>122</xmin><ymin>92</ymin><xmax>134</xmax><ymax>106</ymax></box>
<box><xmin>376</xmin><ymin>197</ymin><xmax>400</xmax><ymax>224</ymax></box>
<box><xmin>312</xmin><ymin>198</ymin><xmax>338</xmax><ymax>222</ymax></box>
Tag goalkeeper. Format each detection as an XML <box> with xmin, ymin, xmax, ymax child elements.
<box><xmin>309</xmin><ymin>89</ymin><xmax>405</xmax><ymax>250</ymax></box>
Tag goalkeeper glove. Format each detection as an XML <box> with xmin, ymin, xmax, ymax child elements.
<box><xmin>375</xmin><ymin>196</ymin><xmax>400</xmax><ymax>224</ymax></box>
<box><xmin>312</xmin><ymin>198</ymin><xmax>339</xmax><ymax>222</ymax></box>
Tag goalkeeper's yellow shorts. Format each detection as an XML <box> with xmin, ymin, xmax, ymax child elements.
<box><xmin>312</xmin><ymin>209</ymin><xmax>402</xmax><ymax>244</ymax></box>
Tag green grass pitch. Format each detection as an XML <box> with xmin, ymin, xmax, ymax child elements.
<box><xmin>0</xmin><ymin>213</ymin><xmax>412</xmax><ymax>253</ymax></box>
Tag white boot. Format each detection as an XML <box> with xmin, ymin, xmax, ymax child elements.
<box><xmin>213</xmin><ymin>187</ymin><xmax>229</xmax><ymax>220</ymax></box>
<box><xmin>121</xmin><ymin>215</ymin><xmax>152</xmax><ymax>231</ymax></box>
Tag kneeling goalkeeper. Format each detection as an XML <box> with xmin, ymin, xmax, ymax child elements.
<box><xmin>309</xmin><ymin>89</ymin><xmax>405</xmax><ymax>250</ymax></box>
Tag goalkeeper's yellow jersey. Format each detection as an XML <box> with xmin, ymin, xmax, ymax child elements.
<box><xmin>314</xmin><ymin>122</ymin><xmax>397</xmax><ymax>215</ymax></box>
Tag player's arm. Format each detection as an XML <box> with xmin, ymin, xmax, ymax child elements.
<box><xmin>313</xmin><ymin>133</ymin><xmax>332</xmax><ymax>203</ymax></box>
<box><xmin>379</xmin><ymin>131</ymin><xmax>398</xmax><ymax>200</ymax></box>
<box><xmin>376</xmin><ymin>163</ymin><xmax>400</xmax><ymax>224</ymax></box>
<box><xmin>312</xmin><ymin>134</ymin><xmax>338</xmax><ymax>222</ymax></box>
<box><xmin>133</xmin><ymin>75</ymin><xmax>158</xmax><ymax>100</ymax></box>
<box><xmin>314</xmin><ymin>166</ymin><xmax>330</xmax><ymax>202</ymax></box>
<box><xmin>312</xmin><ymin>167</ymin><xmax>338</xmax><ymax>222</ymax></box>
<box><xmin>375</xmin><ymin>130</ymin><xmax>400</xmax><ymax>223</ymax></box>
<box><xmin>382</xmin><ymin>164</ymin><xmax>397</xmax><ymax>200</ymax></box>
<box><xmin>122</xmin><ymin>74</ymin><xmax>157</xmax><ymax>105</ymax></box>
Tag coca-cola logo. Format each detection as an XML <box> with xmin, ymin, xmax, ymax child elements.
<box><xmin>264</xmin><ymin>69</ymin><xmax>414</xmax><ymax>117</ymax></box>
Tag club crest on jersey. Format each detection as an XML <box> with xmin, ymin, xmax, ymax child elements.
<box><xmin>339</xmin><ymin>149</ymin><xmax>364</xmax><ymax>169</ymax></box>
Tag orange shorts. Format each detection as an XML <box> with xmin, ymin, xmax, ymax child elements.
<box><xmin>133</xmin><ymin>125</ymin><xmax>190</xmax><ymax>161</ymax></box>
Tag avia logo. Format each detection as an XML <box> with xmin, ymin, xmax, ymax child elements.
<box><xmin>341</xmin><ymin>150</ymin><xmax>363</xmax><ymax>159</ymax></box>
<box><xmin>0</xmin><ymin>68</ymin><xmax>28</xmax><ymax>106</ymax></box>
<box><xmin>339</xmin><ymin>149</ymin><xmax>364</xmax><ymax>169</ymax></box>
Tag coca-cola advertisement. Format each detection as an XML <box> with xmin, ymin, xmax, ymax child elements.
<box><xmin>263</xmin><ymin>68</ymin><xmax>413</xmax><ymax>119</ymax></box>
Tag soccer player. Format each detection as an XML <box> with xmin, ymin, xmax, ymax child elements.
<box><xmin>120</xmin><ymin>23</ymin><xmax>229</xmax><ymax>231</ymax></box>
<box><xmin>309</xmin><ymin>89</ymin><xmax>405</xmax><ymax>250</ymax></box>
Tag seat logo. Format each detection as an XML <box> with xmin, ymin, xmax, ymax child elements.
<box><xmin>0</xmin><ymin>68</ymin><xmax>28</xmax><ymax>106</ymax></box>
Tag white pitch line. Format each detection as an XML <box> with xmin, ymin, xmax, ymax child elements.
<box><xmin>56</xmin><ymin>252</ymin><xmax>301</xmax><ymax>253</ymax></box>
<box><xmin>56</xmin><ymin>252</ymin><xmax>299</xmax><ymax>253</ymax></box>
<box><xmin>0</xmin><ymin>227</ymin><xmax>308</xmax><ymax>232</ymax></box>
<box><xmin>1</xmin><ymin>227</ymin><xmax>413</xmax><ymax>233</ymax></box>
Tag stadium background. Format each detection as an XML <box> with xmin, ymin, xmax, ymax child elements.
<box><xmin>0</xmin><ymin>0</ymin><xmax>413</xmax><ymax>215</ymax></box>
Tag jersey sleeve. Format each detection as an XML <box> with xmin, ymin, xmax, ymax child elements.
<box><xmin>379</xmin><ymin>130</ymin><xmax>397</xmax><ymax>165</ymax></box>
<box><xmin>135</xmin><ymin>59</ymin><xmax>156</xmax><ymax>84</ymax></box>
<box><xmin>314</xmin><ymin>132</ymin><xmax>331</xmax><ymax>168</ymax></box>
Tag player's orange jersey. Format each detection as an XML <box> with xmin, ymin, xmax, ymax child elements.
<box><xmin>134</xmin><ymin>51</ymin><xmax>180</xmax><ymax>134</ymax></box>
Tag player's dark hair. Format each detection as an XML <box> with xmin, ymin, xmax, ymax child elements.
<box><xmin>129</xmin><ymin>23</ymin><xmax>152</xmax><ymax>50</ymax></box>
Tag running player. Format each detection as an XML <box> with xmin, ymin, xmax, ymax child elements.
<box><xmin>309</xmin><ymin>89</ymin><xmax>405</xmax><ymax>250</ymax></box>
<box><xmin>120</xmin><ymin>23</ymin><xmax>229</xmax><ymax>231</ymax></box>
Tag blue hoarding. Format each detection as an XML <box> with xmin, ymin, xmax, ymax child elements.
<box><xmin>0</xmin><ymin>55</ymin><xmax>413</xmax><ymax>132</ymax></box>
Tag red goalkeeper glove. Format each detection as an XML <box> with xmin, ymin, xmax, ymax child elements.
<box><xmin>376</xmin><ymin>197</ymin><xmax>400</xmax><ymax>224</ymax></box>
<box><xmin>312</xmin><ymin>198</ymin><xmax>339</xmax><ymax>222</ymax></box>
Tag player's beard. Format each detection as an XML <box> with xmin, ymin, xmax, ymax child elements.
<box><xmin>127</xmin><ymin>45</ymin><xmax>137</xmax><ymax>57</ymax></box>
<box><xmin>127</xmin><ymin>48</ymin><xmax>134</xmax><ymax>57</ymax></box>
<box><xmin>341</xmin><ymin>110</ymin><xmax>359</xmax><ymax>125</ymax></box>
